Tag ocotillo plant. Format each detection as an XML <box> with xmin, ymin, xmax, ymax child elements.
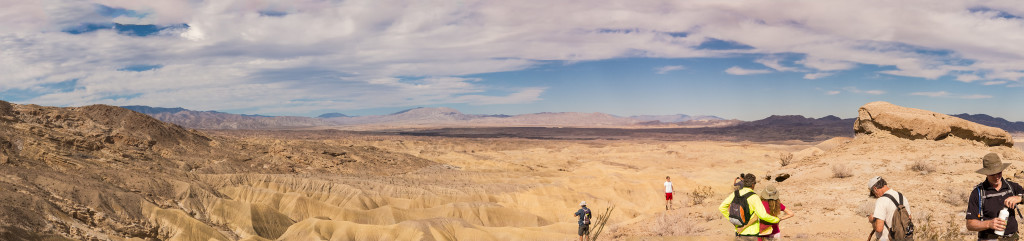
<box><xmin>589</xmin><ymin>205</ymin><xmax>615</xmax><ymax>241</ymax></box>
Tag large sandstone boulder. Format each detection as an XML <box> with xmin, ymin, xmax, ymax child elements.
<box><xmin>854</xmin><ymin>101</ymin><xmax>1013</xmax><ymax>147</ymax></box>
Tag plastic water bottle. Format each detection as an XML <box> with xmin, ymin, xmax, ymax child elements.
<box><xmin>996</xmin><ymin>208</ymin><xmax>1010</xmax><ymax>236</ymax></box>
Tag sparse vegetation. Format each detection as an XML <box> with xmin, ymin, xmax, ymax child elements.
<box><xmin>589</xmin><ymin>205</ymin><xmax>615</xmax><ymax>241</ymax></box>
<box><xmin>909</xmin><ymin>160</ymin><xmax>936</xmax><ymax>174</ymax></box>
<box><xmin>779</xmin><ymin>152</ymin><xmax>793</xmax><ymax>166</ymax></box>
<box><xmin>942</xmin><ymin>187</ymin><xmax>969</xmax><ymax>206</ymax></box>
<box><xmin>689</xmin><ymin>185</ymin><xmax>715</xmax><ymax>205</ymax></box>
<box><xmin>915</xmin><ymin>212</ymin><xmax>966</xmax><ymax>240</ymax></box>
<box><xmin>832</xmin><ymin>164</ymin><xmax>852</xmax><ymax>178</ymax></box>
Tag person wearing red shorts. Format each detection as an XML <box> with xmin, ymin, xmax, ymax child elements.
<box><xmin>665</xmin><ymin>176</ymin><xmax>674</xmax><ymax>210</ymax></box>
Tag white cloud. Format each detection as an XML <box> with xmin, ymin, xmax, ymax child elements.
<box><xmin>983</xmin><ymin>81</ymin><xmax>1008</xmax><ymax>86</ymax></box>
<box><xmin>910</xmin><ymin>91</ymin><xmax>992</xmax><ymax>99</ymax></box>
<box><xmin>956</xmin><ymin>74</ymin><xmax>981</xmax><ymax>83</ymax></box>
<box><xmin>2</xmin><ymin>0</ymin><xmax>1022</xmax><ymax>115</ymax></box>
<box><xmin>825</xmin><ymin>90</ymin><xmax>840</xmax><ymax>95</ymax></box>
<box><xmin>803</xmin><ymin>72</ymin><xmax>834</xmax><ymax>79</ymax></box>
<box><xmin>910</xmin><ymin>91</ymin><xmax>950</xmax><ymax>97</ymax></box>
<box><xmin>755</xmin><ymin>57</ymin><xmax>800</xmax><ymax>72</ymax></box>
<box><xmin>655</xmin><ymin>65</ymin><xmax>685</xmax><ymax>74</ymax></box>
<box><xmin>843</xmin><ymin>87</ymin><xmax>885</xmax><ymax>95</ymax></box>
<box><xmin>724</xmin><ymin>66</ymin><xmax>773</xmax><ymax>75</ymax></box>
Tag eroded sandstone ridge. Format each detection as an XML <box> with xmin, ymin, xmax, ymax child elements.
<box><xmin>854</xmin><ymin>101</ymin><xmax>1013</xmax><ymax>147</ymax></box>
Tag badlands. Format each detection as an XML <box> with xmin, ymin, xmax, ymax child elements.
<box><xmin>0</xmin><ymin>100</ymin><xmax>1022</xmax><ymax>241</ymax></box>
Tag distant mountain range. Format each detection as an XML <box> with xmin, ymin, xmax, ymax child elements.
<box><xmin>118</xmin><ymin>105</ymin><xmax>1024</xmax><ymax>133</ymax></box>
<box><xmin>120</xmin><ymin>106</ymin><xmax>729</xmax><ymax>130</ymax></box>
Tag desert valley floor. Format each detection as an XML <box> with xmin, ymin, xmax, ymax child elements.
<box><xmin>1</xmin><ymin>102</ymin><xmax>1022</xmax><ymax>241</ymax></box>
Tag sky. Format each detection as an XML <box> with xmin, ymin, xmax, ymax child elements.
<box><xmin>1</xmin><ymin>0</ymin><xmax>1023</xmax><ymax>121</ymax></box>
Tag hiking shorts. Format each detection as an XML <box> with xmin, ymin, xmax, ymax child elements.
<box><xmin>578</xmin><ymin>225</ymin><xmax>589</xmax><ymax>236</ymax></box>
<box><xmin>666</xmin><ymin>193</ymin><xmax>673</xmax><ymax>200</ymax></box>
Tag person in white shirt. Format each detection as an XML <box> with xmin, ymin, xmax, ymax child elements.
<box><xmin>867</xmin><ymin>176</ymin><xmax>912</xmax><ymax>241</ymax></box>
<box><xmin>665</xmin><ymin>176</ymin><xmax>674</xmax><ymax>210</ymax></box>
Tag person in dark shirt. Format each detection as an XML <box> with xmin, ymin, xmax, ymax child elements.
<box><xmin>574</xmin><ymin>201</ymin><xmax>590</xmax><ymax>241</ymax></box>
<box><xmin>967</xmin><ymin>153</ymin><xmax>1024</xmax><ymax>241</ymax></box>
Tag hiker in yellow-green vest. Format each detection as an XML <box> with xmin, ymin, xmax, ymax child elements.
<box><xmin>719</xmin><ymin>173</ymin><xmax>780</xmax><ymax>240</ymax></box>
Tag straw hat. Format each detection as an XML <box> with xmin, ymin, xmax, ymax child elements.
<box><xmin>976</xmin><ymin>153</ymin><xmax>1010</xmax><ymax>176</ymax></box>
<box><xmin>759</xmin><ymin>184</ymin><xmax>779</xmax><ymax>200</ymax></box>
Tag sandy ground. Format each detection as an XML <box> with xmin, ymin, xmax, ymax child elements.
<box><xmin>151</xmin><ymin>130</ymin><xmax>1020</xmax><ymax>241</ymax></box>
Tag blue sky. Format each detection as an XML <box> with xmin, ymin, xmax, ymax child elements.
<box><xmin>1</xmin><ymin>1</ymin><xmax>1023</xmax><ymax>121</ymax></box>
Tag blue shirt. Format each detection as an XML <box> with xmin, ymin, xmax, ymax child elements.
<box><xmin>575</xmin><ymin>207</ymin><xmax>590</xmax><ymax>226</ymax></box>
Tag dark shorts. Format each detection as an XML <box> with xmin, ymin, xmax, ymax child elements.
<box><xmin>666</xmin><ymin>192</ymin><xmax>673</xmax><ymax>200</ymax></box>
<box><xmin>578</xmin><ymin>225</ymin><xmax>590</xmax><ymax>236</ymax></box>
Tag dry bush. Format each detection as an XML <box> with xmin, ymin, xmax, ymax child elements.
<box><xmin>915</xmin><ymin>212</ymin><xmax>967</xmax><ymax>240</ymax></box>
<box><xmin>832</xmin><ymin>164</ymin><xmax>852</xmax><ymax>178</ymax></box>
<box><xmin>778</xmin><ymin>152</ymin><xmax>793</xmax><ymax>167</ymax></box>
<box><xmin>942</xmin><ymin>187</ymin><xmax>970</xmax><ymax>206</ymax></box>
<box><xmin>909</xmin><ymin>160</ymin><xmax>936</xmax><ymax>174</ymax></box>
<box><xmin>651</xmin><ymin>212</ymin><xmax>706</xmax><ymax>236</ymax></box>
<box><xmin>689</xmin><ymin>185</ymin><xmax>715</xmax><ymax>206</ymax></box>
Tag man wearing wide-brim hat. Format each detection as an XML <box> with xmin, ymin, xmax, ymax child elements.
<box><xmin>967</xmin><ymin>153</ymin><xmax>1024</xmax><ymax>241</ymax></box>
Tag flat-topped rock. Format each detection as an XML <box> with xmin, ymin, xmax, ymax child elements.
<box><xmin>854</xmin><ymin>101</ymin><xmax>1013</xmax><ymax>147</ymax></box>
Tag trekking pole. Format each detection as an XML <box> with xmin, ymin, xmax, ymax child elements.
<box><xmin>866</xmin><ymin>230</ymin><xmax>875</xmax><ymax>241</ymax></box>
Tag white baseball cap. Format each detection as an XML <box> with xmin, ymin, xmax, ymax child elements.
<box><xmin>580</xmin><ymin>201</ymin><xmax>587</xmax><ymax>206</ymax></box>
<box><xmin>866</xmin><ymin>176</ymin><xmax>882</xmax><ymax>189</ymax></box>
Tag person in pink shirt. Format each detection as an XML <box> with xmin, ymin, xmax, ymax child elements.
<box><xmin>758</xmin><ymin>184</ymin><xmax>794</xmax><ymax>240</ymax></box>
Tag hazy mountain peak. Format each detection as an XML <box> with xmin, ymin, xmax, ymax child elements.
<box><xmin>318</xmin><ymin>113</ymin><xmax>351</xmax><ymax>118</ymax></box>
<box><xmin>391</xmin><ymin>107</ymin><xmax>462</xmax><ymax>115</ymax></box>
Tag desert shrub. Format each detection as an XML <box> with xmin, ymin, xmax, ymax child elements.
<box><xmin>779</xmin><ymin>152</ymin><xmax>793</xmax><ymax>167</ymax></box>
<box><xmin>651</xmin><ymin>212</ymin><xmax>706</xmax><ymax>236</ymax></box>
<box><xmin>942</xmin><ymin>187</ymin><xmax>969</xmax><ymax>206</ymax></box>
<box><xmin>915</xmin><ymin>212</ymin><xmax>967</xmax><ymax>240</ymax></box>
<box><xmin>588</xmin><ymin>206</ymin><xmax>615</xmax><ymax>241</ymax></box>
<box><xmin>689</xmin><ymin>185</ymin><xmax>714</xmax><ymax>205</ymax></box>
<box><xmin>909</xmin><ymin>160</ymin><xmax>936</xmax><ymax>174</ymax></box>
<box><xmin>832</xmin><ymin>164</ymin><xmax>852</xmax><ymax>178</ymax></box>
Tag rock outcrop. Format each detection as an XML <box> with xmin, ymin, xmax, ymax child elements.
<box><xmin>854</xmin><ymin>101</ymin><xmax>1013</xmax><ymax>147</ymax></box>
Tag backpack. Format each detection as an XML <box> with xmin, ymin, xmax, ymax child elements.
<box><xmin>728</xmin><ymin>190</ymin><xmax>756</xmax><ymax>227</ymax></box>
<box><xmin>580</xmin><ymin>207</ymin><xmax>592</xmax><ymax>225</ymax></box>
<box><xmin>882</xmin><ymin>192</ymin><xmax>914</xmax><ymax>241</ymax></box>
<box><xmin>975</xmin><ymin>179</ymin><xmax>1023</xmax><ymax>220</ymax></box>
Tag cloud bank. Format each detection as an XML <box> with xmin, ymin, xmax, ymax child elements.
<box><xmin>1</xmin><ymin>0</ymin><xmax>1022</xmax><ymax>115</ymax></box>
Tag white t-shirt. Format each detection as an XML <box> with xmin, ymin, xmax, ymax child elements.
<box><xmin>664</xmin><ymin>181</ymin><xmax>673</xmax><ymax>193</ymax></box>
<box><xmin>872</xmin><ymin>189</ymin><xmax>911</xmax><ymax>241</ymax></box>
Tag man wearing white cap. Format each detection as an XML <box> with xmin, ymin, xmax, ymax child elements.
<box><xmin>574</xmin><ymin>201</ymin><xmax>591</xmax><ymax>241</ymax></box>
<box><xmin>867</xmin><ymin>176</ymin><xmax>912</xmax><ymax>241</ymax></box>
<box><xmin>967</xmin><ymin>153</ymin><xmax>1024</xmax><ymax>241</ymax></box>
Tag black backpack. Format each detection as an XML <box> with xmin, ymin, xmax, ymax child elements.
<box><xmin>728</xmin><ymin>190</ymin><xmax>756</xmax><ymax>227</ymax></box>
<box><xmin>580</xmin><ymin>207</ymin><xmax>592</xmax><ymax>225</ymax></box>
<box><xmin>882</xmin><ymin>192</ymin><xmax>914</xmax><ymax>241</ymax></box>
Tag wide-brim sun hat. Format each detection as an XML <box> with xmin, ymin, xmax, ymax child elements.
<box><xmin>759</xmin><ymin>184</ymin><xmax>779</xmax><ymax>200</ymax></box>
<box><xmin>976</xmin><ymin>153</ymin><xmax>1010</xmax><ymax>176</ymax></box>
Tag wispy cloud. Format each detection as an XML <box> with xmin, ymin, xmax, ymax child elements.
<box><xmin>910</xmin><ymin>91</ymin><xmax>992</xmax><ymax>99</ymax></box>
<box><xmin>825</xmin><ymin>90</ymin><xmax>840</xmax><ymax>95</ymax></box>
<box><xmin>655</xmin><ymin>65</ymin><xmax>685</xmax><ymax>74</ymax></box>
<box><xmin>725</xmin><ymin>66</ymin><xmax>773</xmax><ymax>75</ymax></box>
<box><xmin>804</xmin><ymin>72</ymin><xmax>834</xmax><ymax>80</ymax></box>
<box><xmin>755</xmin><ymin>57</ymin><xmax>800</xmax><ymax>72</ymax></box>
<box><xmin>842</xmin><ymin>87</ymin><xmax>885</xmax><ymax>95</ymax></box>
<box><xmin>0</xmin><ymin>0</ymin><xmax>1020</xmax><ymax>116</ymax></box>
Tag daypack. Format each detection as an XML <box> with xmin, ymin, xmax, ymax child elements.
<box><xmin>882</xmin><ymin>192</ymin><xmax>914</xmax><ymax>241</ymax></box>
<box><xmin>974</xmin><ymin>179</ymin><xmax>1023</xmax><ymax>220</ymax></box>
<box><xmin>728</xmin><ymin>190</ymin><xmax>756</xmax><ymax>227</ymax></box>
<box><xmin>580</xmin><ymin>207</ymin><xmax>592</xmax><ymax>225</ymax></box>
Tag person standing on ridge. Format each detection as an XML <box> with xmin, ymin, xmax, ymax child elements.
<box><xmin>665</xmin><ymin>176</ymin><xmax>674</xmax><ymax>210</ymax></box>
<box><xmin>966</xmin><ymin>153</ymin><xmax>1023</xmax><ymax>241</ymax></box>
<box><xmin>720</xmin><ymin>173</ymin><xmax>779</xmax><ymax>240</ymax></box>
<box><xmin>574</xmin><ymin>201</ymin><xmax>591</xmax><ymax>241</ymax></box>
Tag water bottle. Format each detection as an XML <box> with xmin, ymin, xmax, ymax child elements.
<box><xmin>996</xmin><ymin>208</ymin><xmax>1010</xmax><ymax>236</ymax></box>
